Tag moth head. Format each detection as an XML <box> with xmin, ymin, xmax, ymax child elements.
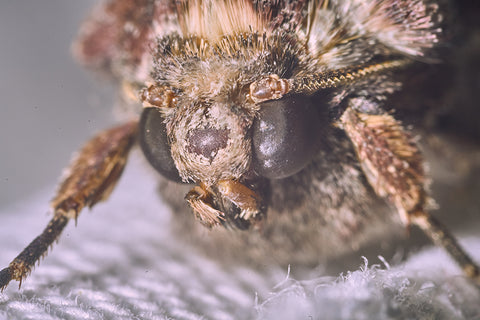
<box><xmin>139</xmin><ymin>84</ymin><xmax>327</xmax><ymax>183</ymax></box>
<box><xmin>138</xmin><ymin>82</ymin><xmax>327</xmax><ymax>228</ymax></box>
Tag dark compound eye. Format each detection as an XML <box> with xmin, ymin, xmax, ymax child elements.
<box><xmin>252</xmin><ymin>95</ymin><xmax>324</xmax><ymax>179</ymax></box>
<box><xmin>139</xmin><ymin>107</ymin><xmax>182</xmax><ymax>182</ymax></box>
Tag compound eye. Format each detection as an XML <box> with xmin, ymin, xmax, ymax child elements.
<box><xmin>139</xmin><ymin>107</ymin><xmax>182</xmax><ymax>182</ymax></box>
<box><xmin>252</xmin><ymin>95</ymin><xmax>321</xmax><ymax>179</ymax></box>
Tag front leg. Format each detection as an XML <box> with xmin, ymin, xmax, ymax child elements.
<box><xmin>340</xmin><ymin>103</ymin><xmax>427</xmax><ymax>225</ymax></box>
<box><xmin>339</xmin><ymin>101</ymin><xmax>480</xmax><ymax>285</ymax></box>
<box><xmin>185</xmin><ymin>179</ymin><xmax>265</xmax><ymax>230</ymax></box>
<box><xmin>0</xmin><ymin>120</ymin><xmax>138</xmax><ymax>291</ymax></box>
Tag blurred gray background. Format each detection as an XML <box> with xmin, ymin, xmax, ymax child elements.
<box><xmin>0</xmin><ymin>1</ymin><xmax>117</xmax><ymax>206</ymax></box>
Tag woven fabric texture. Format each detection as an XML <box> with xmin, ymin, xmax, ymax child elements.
<box><xmin>1</xmin><ymin>156</ymin><xmax>479</xmax><ymax>320</ymax></box>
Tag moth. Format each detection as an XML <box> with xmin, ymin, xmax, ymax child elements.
<box><xmin>1</xmin><ymin>0</ymin><xmax>479</xmax><ymax>290</ymax></box>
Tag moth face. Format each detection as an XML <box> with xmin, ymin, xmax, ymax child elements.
<box><xmin>139</xmin><ymin>93</ymin><xmax>326</xmax><ymax>185</ymax></box>
<box><xmin>167</xmin><ymin>101</ymin><xmax>253</xmax><ymax>185</ymax></box>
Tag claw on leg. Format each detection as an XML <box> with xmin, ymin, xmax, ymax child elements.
<box><xmin>0</xmin><ymin>120</ymin><xmax>138</xmax><ymax>291</ymax></box>
<box><xmin>412</xmin><ymin>210</ymin><xmax>480</xmax><ymax>286</ymax></box>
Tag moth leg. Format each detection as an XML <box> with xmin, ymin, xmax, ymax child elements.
<box><xmin>412</xmin><ymin>211</ymin><xmax>480</xmax><ymax>284</ymax></box>
<box><xmin>217</xmin><ymin>180</ymin><xmax>262</xmax><ymax>222</ymax></box>
<box><xmin>185</xmin><ymin>180</ymin><xmax>264</xmax><ymax>230</ymax></box>
<box><xmin>340</xmin><ymin>105</ymin><xmax>480</xmax><ymax>285</ymax></box>
<box><xmin>185</xmin><ymin>184</ymin><xmax>225</xmax><ymax>228</ymax></box>
<box><xmin>0</xmin><ymin>120</ymin><xmax>138</xmax><ymax>291</ymax></box>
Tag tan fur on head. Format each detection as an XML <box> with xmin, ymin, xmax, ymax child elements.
<box><xmin>177</xmin><ymin>0</ymin><xmax>267</xmax><ymax>42</ymax></box>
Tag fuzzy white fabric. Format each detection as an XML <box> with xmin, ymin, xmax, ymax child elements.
<box><xmin>1</xmin><ymin>155</ymin><xmax>479</xmax><ymax>320</ymax></box>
